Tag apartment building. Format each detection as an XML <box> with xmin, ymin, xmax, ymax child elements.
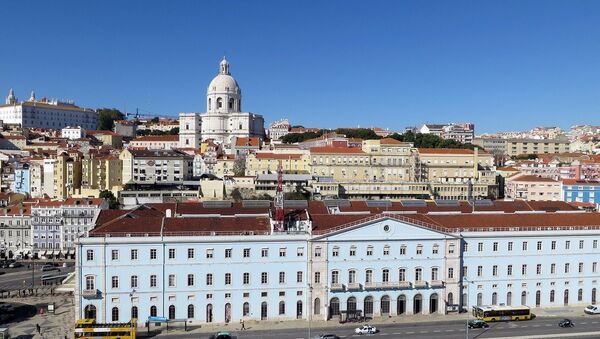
<box><xmin>54</xmin><ymin>151</ymin><xmax>83</xmax><ymax>200</ymax></box>
<box><xmin>473</xmin><ymin>138</ymin><xmax>570</xmax><ymax>157</ymax></box>
<box><xmin>246</xmin><ymin>152</ymin><xmax>309</xmax><ymax>176</ymax></box>
<box><xmin>562</xmin><ymin>179</ymin><xmax>600</xmax><ymax>205</ymax></box>
<box><xmin>81</xmin><ymin>154</ymin><xmax>123</xmax><ymax>196</ymax></box>
<box><xmin>504</xmin><ymin>175</ymin><xmax>561</xmax><ymax>201</ymax></box>
<box><xmin>120</xmin><ymin>149</ymin><xmax>194</xmax><ymax>185</ymax></box>
<box><xmin>129</xmin><ymin>135</ymin><xmax>179</xmax><ymax>150</ymax></box>
<box><xmin>0</xmin><ymin>202</ymin><xmax>32</xmax><ymax>256</ymax></box>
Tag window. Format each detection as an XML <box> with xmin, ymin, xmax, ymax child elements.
<box><xmin>131</xmin><ymin>306</ymin><xmax>138</xmax><ymax>320</ymax></box>
<box><xmin>262</xmin><ymin>272</ymin><xmax>268</xmax><ymax>284</ymax></box>
<box><xmin>279</xmin><ymin>248</ymin><xmax>287</xmax><ymax>257</ymax></box>
<box><xmin>383</xmin><ymin>245</ymin><xmax>390</xmax><ymax>256</ymax></box>
<box><xmin>565</xmin><ymin>263</ymin><xmax>570</xmax><ymax>273</ymax></box>
<box><xmin>432</xmin><ymin>244</ymin><xmax>439</xmax><ymax>254</ymax></box>
<box><xmin>492</xmin><ymin>265</ymin><xmax>498</xmax><ymax>276</ymax></box>
<box><xmin>243</xmin><ymin>272</ymin><xmax>250</xmax><ymax>284</ymax></box>
<box><xmin>550</xmin><ymin>290</ymin><xmax>555</xmax><ymax>302</ymax></box>
<box><xmin>111</xmin><ymin>249</ymin><xmax>119</xmax><ymax>260</ymax></box>
<box><xmin>400</xmin><ymin>245</ymin><xmax>406</xmax><ymax>255</ymax></box>
<box><xmin>279</xmin><ymin>272</ymin><xmax>286</xmax><ymax>284</ymax></box>
<box><xmin>416</xmin><ymin>245</ymin><xmax>423</xmax><ymax>255</ymax></box>
<box><xmin>537</xmin><ymin>264</ymin><xmax>542</xmax><ymax>275</ymax></box>
<box><xmin>522</xmin><ymin>242</ymin><xmax>528</xmax><ymax>251</ymax></box>
<box><xmin>449</xmin><ymin>244</ymin><xmax>455</xmax><ymax>254</ymax></box>
<box><xmin>225</xmin><ymin>273</ymin><xmax>232</xmax><ymax>285</ymax></box>
<box><xmin>537</xmin><ymin>241</ymin><xmax>542</xmax><ymax>251</ymax></box>
<box><xmin>477</xmin><ymin>266</ymin><xmax>483</xmax><ymax>277</ymax></box>
<box><xmin>580</xmin><ymin>240</ymin><xmax>585</xmax><ymax>249</ymax></box>
<box><xmin>594</xmin><ymin>240</ymin><xmax>598</xmax><ymax>249</ymax></box>
<box><xmin>448</xmin><ymin>267</ymin><xmax>454</xmax><ymax>279</ymax></box>
<box><xmin>131</xmin><ymin>249</ymin><xmax>138</xmax><ymax>260</ymax></box>
<box><xmin>168</xmin><ymin>274</ymin><xmax>176</xmax><ymax>287</ymax></box>
<box><xmin>188</xmin><ymin>248</ymin><xmax>194</xmax><ymax>259</ymax></box>
<box><xmin>112</xmin><ymin>276</ymin><xmax>119</xmax><ymax>289</ymax></box>
<box><xmin>415</xmin><ymin>267</ymin><xmax>423</xmax><ymax>281</ymax></box>
<box><xmin>112</xmin><ymin>307</ymin><xmax>119</xmax><ymax>322</ymax></box>
<box><xmin>508</xmin><ymin>242</ymin><xmax>513</xmax><ymax>251</ymax></box>
<box><xmin>366</xmin><ymin>246</ymin><xmax>373</xmax><ymax>256</ymax></box>
<box><xmin>314</xmin><ymin>247</ymin><xmax>321</xmax><ymax>257</ymax></box>
<box><xmin>463</xmin><ymin>242</ymin><xmax>468</xmax><ymax>252</ymax></box>
<box><xmin>593</xmin><ymin>262</ymin><xmax>597</xmax><ymax>273</ymax></box>
<box><xmin>493</xmin><ymin>242</ymin><xmax>498</xmax><ymax>252</ymax></box>
<box><xmin>206</xmin><ymin>249</ymin><xmax>214</xmax><ymax>259</ymax></box>
<box><xmin>478</xmin><ymin>242</ymin><xmax>483</xmax><ymax>252</ymax></box>
<box><xmin>261</xmin><ymin>248</ymin><xmax>268</xmax><ymax>257</ymax></box>
<box><xmin>566</xmin><ymin>241</ymin><xmax>571</xmax><ymax>250</ymax></box>
<box><xmin>85</xmin><ymin>276</ymin><xmax>95</xmax><ymax>290</ymax></box>
<box><xmin>463</xmin><ymin>266</ymin><xmax>468</xmax><ymax>277</ymax></box>
<box><xmin>188</xmin><ymin>304</ymin><xmax>195</xmax><ymax>319</ymax></box>
<box><xmin>431</xmin><ymin>268</ymin><xmax>438</xmax><ymax>281</ymax></box>
<box><xmin>399</xmin><ymin>268</ymin><xmax>406</xmax><ymax>281</ymax></box>
<box><xmin>150</xmin><ymin>249</ymin><xmax>157</xmax><ymax>260</ymax></box>
<box><xmin>131</xmin><ymin>275</ymin><xmax>138</xmax><ymax>288</ymax></box>
<box><xmin>187</xmin><ymin>274</ymin><xmax>194</xmax><ymax>286</ymax></box>
<box><xmin>551</xmin><ymin>241</ymin><xmax>557</xmax><ymax>250</ymax></box>
<box><xmin>169</xmin><ymin>248</ymin><xmax>175</xmax><ymax>259</ymax></box>
<box><xmin>243</xmin><ymin>248</ymin><xmax>251</xmax><ymax>258</ymax></box>
<box><xmin>551</xmin><ymin>263</ymin><xmax>556</xmax><ymax>274</ymax></box>
<box><xmin>383</xmin><ymin>269</ymin><xmax>390</xmax><ymax>282</ymax></box>
<box><xmin>86</xmin><ymin>250</ymin><xmax>94</xmax><ymax>261</ymax></box>
<box><xmin>332</xmin><ymin>247</ymin><xmax>339</xmax><ymax>257</ymax></box>
<box><xmin>314</xmin><ymin>272</ymin><xmax>321</xmax><ymax>284</ymax></box>
<box><xmin>331</xmin><ymin>271</ymin><xmax>339</xmax><ymax>284</ymax></box>
<box><xmin>579</xmin><ymin>262</ymin><xmax>584</xmax><ymax>273</ymax></box>
<box><xmin>206</xmin><ymin>274</ymin><xmax>213</xmax><ymax>286</ymax></box>
<box><xmin>365</xmin><ymin>269</ymin><xmax>373</xmax><ymax>283</ymax></box>
<box><xmin>150</xmin><ymin>275</ymin><xmax>157</xmax><ymax>287</ymax></box>
<box><xmin>297</xmin><ymin>271</ymin><xmax>303</xmax><ymax>283</ymax></box>
<box><xmin>349</xmin><ymin>246</ymin><xmax>356</xmax><ymax>256</ymax></box>
<box><xmin>522</xmin><ymin>264</ymin><xmax>527</xmax><ymax>275</ymax></box>
<box><xmin>297</xmin><ymin>247</ymin><xmax>304</xmax><ymax>257</ymax></box>
<box><xmin>279</xmin><ymin>301</ymin><xmax>286</xmax><ymax>315</ymax></box>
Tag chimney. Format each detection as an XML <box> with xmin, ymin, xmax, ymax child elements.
<box><xmin>166</xmin><ymin>209</ymin><xmax>172</xmax><ymax>218</ymax></box>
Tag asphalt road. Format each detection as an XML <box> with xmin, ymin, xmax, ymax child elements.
<box><xmin>155</xmin><ymin>315</ymin><xmax>600</xmax><ymax>339</ymax></box>
<box><xmin>0</xmin><ymin>264</ymin><xmax>74</xmax><ymax>291</ymax></box>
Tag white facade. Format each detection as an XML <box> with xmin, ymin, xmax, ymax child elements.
<box><xmin>62</xmin><ymin>126</ymin><xmax>86</xmax><ymax>140</ymax></box>
<box><xmin>179</xmin><ymin>113</ymin><xmax>202</xmax><ymax>148</ymax></box>
<box><xmin>1</xmin><ymin>90</ymin><xmax>97</xmax><ymax>130</ymax></box>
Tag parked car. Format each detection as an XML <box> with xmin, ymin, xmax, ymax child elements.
<box><xmin>355</xmin><ymin>325</ymin><xmax>377</xmax><ymax>334</ymax></box>
<box><xmin>559</xmin><ymin>319</ymin><xmax>574</xmax><ymax>328</ymax></box>
<box><xmin>209</xmin><ymin>332</ymin><xmax>232</xmax><ymax>339</ymax></box>
<box><xmin>468</xmin><ymin>319</ymin><xmax>489</xmax><ymax>328</ymax></box>
<box><xmin>42</xmin><ymin>264</ymin><xmax>60</xmax><ymax>272</ymax></box>
<box><xmin>8</xmin><ymin>262</ymin><xmax>22</xmax><ymax>268</ymax></box>
<box><xmin>585</xmin><ymin>305</ymin><xmax>600</xmax><ymax>315</ymax></box>
<box><xmin>1</xmin><ymin>260</ymin><xmax>15</xmax><ymax>269</ymax></box>
<box><xmin>315</xmin><ymin>335</ymin><xmax>341</xmax><ymax>339</ymax></box>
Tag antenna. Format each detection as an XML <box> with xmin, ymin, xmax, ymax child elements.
<box><xmin>274</xmin><ymin>160</ymin><xmax>284</xmax><ymax>232</ymax></box>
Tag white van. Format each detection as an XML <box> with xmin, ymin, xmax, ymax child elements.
<box><xmin>584</xmin><ymin>305</ymin><xmax>600</xmax><ymax>314</ymax></box>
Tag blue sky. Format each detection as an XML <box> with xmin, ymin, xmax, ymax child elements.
<box><xmin>1</xmin><ymin>0</ymin><xmax>599</xmax><ymax>133</ymax></box>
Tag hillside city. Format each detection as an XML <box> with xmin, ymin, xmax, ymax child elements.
<box><xmin>2</xmin><ymin>58</ymin><xmax>600</xmax><ymax>338</ymax></box>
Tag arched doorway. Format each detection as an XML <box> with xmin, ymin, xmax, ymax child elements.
<box><xmin>347</xmin><ymin>297</ymin><xmax>357</xmax><ymax>311</ymax></box>
<box><xmin>447</xmin><ymin>292</ymin><xmax>454</xmax><ymax>306</ymax></box>
<box><xmin>492</xmin><ymin>292</ymin><xmax>497</xmax><ymax>305</ymax></box>
<box><xmin>397</xmin><ymin>295</ymin><xmax>406</xmax><ymax>315</ymax></box>
<box><xmin>150</xmin><ymin>305</ymin><xmax>157</xmax><ymax>317</ymax></box>
<box><xmin>536</xmin><ymin>291</ymin><xmax>541</xmax><ymax>307</ymax></box>
<box><xmin>381</xmin><ymin>295</ymin><xmax>390</xmax><ymax>315</ymax></box>
<box><xmin>314</xmin><ymin>298</ymin><xmax>321</xmax><ymax>315</ymax></box>
<box><xmin>206</xmin><ymin>304</ymin><xmax>213</xmax><ymax>322</ymax></box>
<box><xmin>578</xmin><ymin>289</ymin><xmax>583</xmax><ymax>302</ymax></box>
<box><xmin>364</xmin><ymin>296</ymin><xmax>373</xmax><ymax>318</ymax></box>
<box><xmin>131</xmin><ymin>306</ymin><xmax>138</xmax><ymax>320</ymax></box>
<box><xmin>225</xmin><ymin>303</ymin><xmax>231</xmax><ymax>323</ymax></box>
<box><xmin>593</xmin><ymin>288</ymin><xmax>597</xmax><ymax>304</ymax></box>
<box><xmin>521</xmin><ymin>291</ymin><xmax>527</xmax><ymax>305</ymax></box>
<box><xmin>564</xmin><ymin>289</ymin><xmax>569</xmax><ymax>306</ymax></box>
<box><xmin>168</xmin><ymin>305</ymin><xmax>175</xmax><ymax>320</ymax></box>
<box><xmin>477</xmin><ymin>293</ymin><xmax>483</xmax><ymax>306</ymax></box>
<box><xmin>112</xmin><ymin>307</ymin><xmax>119</xmax><ymax>322</ymax></box>
<box><xmin>84</xmin><ymin>305</ymin><xmax>97</xmax><ymax>320</ymax></box>
<box><xmin>261</xmin><ymin>302</ymin><xmax>267</xmax><ymax>320</ymax></box>
<box><xmin>329</xmin><ymin>298</ymin><xmax>340</xmax><ymax>319</ymax></box>
<box><xmin>296</xmin><ymin>301</ymin><xmax>303</xmax><ymax>319</ymax></box>
<box><xmin>430</xmin><ymin>294</ymin><xmax>439</xmax><ymax>314</ymax></box>
<box><xmin>187</xmin><ymin>304</ymin><xmax>194</xmax><ymax>319</ymax></box>
<box><xmin>413</xmin><ymin>294</ymin><xmax>423</xmax><ymax>314</ymax></box>
<box><xmin>507</xmin><ymin>292</ymin><xmax>512</xmax><ymax>306</ymax></box>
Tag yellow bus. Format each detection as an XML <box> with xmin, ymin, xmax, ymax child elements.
<box><xmin>472</xmin><ymin>305</ymin><xmax>532</xmax><ymax>322</ymax></box>
<box><xmin>74</xmin><ymin>319</ymin><xmax>137</xmax><ymax>339</ymax></box>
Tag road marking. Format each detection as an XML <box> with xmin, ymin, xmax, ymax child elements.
<box><xmin>419</xmin><ymin>331</ymin><xmax>428</xmax><ymax>333</ymax></box>
<box><xmin>406</xmin><ymin>331</ymin><xmax>414</xmax><ymax>334</ymax></box>
<box><xmin>393</xmin><ymin>332</ymin><xmax>402</xmax><ymax>335</ymax></box>
<box><xmin>533</xmin><ymin>324</ymin><xmax>541</xmax><ymax>327</ymax></box>
<box><xmin>593</xmin><ymin>321</ymin><xmax>599</xmax><ymax>324</ymax></box>
<box><xmin>445</xmin><ymin>329</ymin><xmax>455</xmax><ymax>332</ymax></box>
<box><xmin>485</xmin><ymin>331</ymin><xmax>600</xmax><ymax>339</ymax></box>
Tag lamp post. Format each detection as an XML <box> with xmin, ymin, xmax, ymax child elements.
<box><xmin>308</xmin><ymin>283</ymin><xmax>313</xmax><ymax>339</ymax></box>
<box><xmin>463</xmin><ymin>277</ymin><xmax>474</xmax><ymax>339</ymax></box>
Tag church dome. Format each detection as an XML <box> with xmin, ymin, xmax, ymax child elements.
<box><xmin>207</xmin><ymin>57</ymin><xmax>241</xmax><ymax>95</ymax></box>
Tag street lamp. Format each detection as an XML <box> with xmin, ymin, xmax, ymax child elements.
<box><xmin>308</xmin><ymin>283</ymin><xmax>313</xmax><ymax>339</ymax></box>
<box><xmin>463</xmin><ymin>277</ymin><xmax>474</xmax><ymax>339</ymax></box>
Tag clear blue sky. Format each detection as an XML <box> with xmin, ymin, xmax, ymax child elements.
<box><xmin>1</xmin><ymin>0</ymin><xmax>599</xmax><ymax>133</ymax></box>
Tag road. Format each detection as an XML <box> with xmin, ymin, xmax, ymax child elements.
<box><xmin>0</xmin><ymin>264</ymin><xmax>74</xmax><ymax>291</ymax></box>
<box><xmin>156</xmin><ymin>316</ymin><xmax>600</xmax><ymax>339</ymax></box>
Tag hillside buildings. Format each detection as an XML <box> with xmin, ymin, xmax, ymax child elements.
<box><xmin>419</xmin><ymin>123</ymin><xmax>475</xmax><ymax>144</ymax></box>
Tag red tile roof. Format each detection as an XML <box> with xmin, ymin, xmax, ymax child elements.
<box><xmin>563</xmin><ymin>179</ymin><xmax>600</xmax><ymax>186</ymax></box>
<box><xmin>255</xmin><ymin>153</ymin><xmax>303</xmax><ymax>160</ymax></box>
<box><xmin>379</xmin><ymin>138</ymin><xmax>405</xmax><ymax>145</ymax></box>
<box><xmin>235</xmin><ymin>137</ymin><xmax>260</xmax><ymax>147</ymax></box>
<box><xmin>133</xmin><ymin>135</ymin><xmax>179</xmax><ymax>142</ymax></box>
<box><xmin>418</xmin><ymin>148</ymin><xmax>474</xmax><ymax>154</ymax></box>
<box><xmin>509</xmin><ymin>175</ymin><xmax>559</xmax><ymax>183</ymax></box>
<box><xmin>309</xmin><ymin>147</ymin><xmax>365</xmax><ymax>154</ymax></box>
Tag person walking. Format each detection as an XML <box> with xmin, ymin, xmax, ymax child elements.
<box><xmin>36</xmin><ymin>323</ymin><xmax>41</xmax><ymax>333</ymax></box>
<box><xmin>240</xmin><ymin>319</ymin><xmax>246</xmax><ymax>330</ymax></box>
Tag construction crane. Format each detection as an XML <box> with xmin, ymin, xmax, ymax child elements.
<box><xmin>274</xmin><ymin>160</ymin><xmax>285</xmax><ymax>232</ymax></box>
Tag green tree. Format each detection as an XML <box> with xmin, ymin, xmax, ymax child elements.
<box><xmin>99</xmin><ymin>190</ymin><xmax>120</xmax><ymax>209</ymax></box>
<box><xmin>97</xmin><ymin>108</ymin><xmax>125</xmax><ymax>131</ymax></box>
<box><xmin>233</xmin><ymin>154</ymin><xmax>247</xmax><ymax>176</ymax></box>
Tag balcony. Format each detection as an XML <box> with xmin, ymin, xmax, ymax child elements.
<box><xmin>330</xmin><ymin>283</ymin><xmax>345</xmax><ymax>292</ymax></box>
<box><xmin>82</xmin><ymin>289</ymin><xmax>101</xmax><ymax>299</ymax></box>
<box><xmin>430</xmin><ymin>280</ymin><xmax>445</xmax><ymax>288</ymax></box>
<box><xmin>414</xmin><ymin>280</ymin><xmax>428</xmax><ymax>288</ymax></box>
<box><xmin>347</xmin><ymin>282</ymin><xmax>362</xmax><ymax>291</ymax></box>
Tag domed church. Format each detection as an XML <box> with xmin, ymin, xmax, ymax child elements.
<box><xmin>179</xmin><ymin>58</ymin><xmax>265</xmax><ymax>149</ymax></box>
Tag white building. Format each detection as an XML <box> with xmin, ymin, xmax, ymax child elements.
<box><xmin>179</xmin><ymin>58</ymin><xmax>265</xmax><ymax>149</ymax></box>
<box><xmin>62</xmin><ymin>126</ymin><xmax>86</xmax><ymax>140</ymax></box>
<box><xmin>1</xmin><ymin>89</ymin><xmax>97</xmax><ymax>130</ymax></box>
<box><xmin>268</xmin><ymin>119</ymin><xmax>291</xmax><ymax>141</ymax></box>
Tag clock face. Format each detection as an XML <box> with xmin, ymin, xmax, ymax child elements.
<box><xmin>147</xmin><ymin>160</ymin><xmax>155</xmax><ymax>166</ymax></box>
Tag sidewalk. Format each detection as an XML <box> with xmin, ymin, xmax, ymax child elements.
<box><xmin>3</xmin><ymin>294</ymin><xmax>74</xmax><ymax>339</ymax></box>
<box><xmin>150</xmin><ymin>306</ymin><xmax>589</xmax><ymax>337</ymax></box>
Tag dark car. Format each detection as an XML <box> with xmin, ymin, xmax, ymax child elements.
<box><xmin>316</xmin><ymin>335</ymin><xmax>341</xmax><ymax>339</ymax></box>
<box><xmin>41</xmin><ymin>264</ymin><xmax>60</xmax><ymax>272</ymax></box>
<box><xmin>1</xmin><ymin>260</ymin><xmax>15</xmax><ymax>268</ymax></box>
<box><xmin>8</xmin><ymin>262</ymin><xmax>22</xmax><ymax>268</ymax></box>
<box><xmin>209</xmin><ymin>332</ymin><xmax>232</xmax><ymax>339</ymax></box>
<box><xmin>559</xmin><ymin>319</ymin><xmax>574</xmax><ymax>328</ymax></box>
<box><xmin>468</xmin><ymin>319</ymin><xmax>489</xmax><ymax>329</ymax></box>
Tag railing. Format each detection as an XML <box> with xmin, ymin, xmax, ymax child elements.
<box><xmin>330</xmin><ymin>283</ymin><xmax>345</xmax><ymax>291</ymax></box>
<box><xmin>347</xmin><ymin>282</ymin><xmax>362</xmax><ymax>290</ymax></box>
<box><xmin>89</xmin><ymin>230</ymin><xmax>271</xmax><ymax>238</ymax></box>
<box><xmin>430</xmin><ymin>280</ymin><xmax>445</xmax><ymax>287</ymax></box>
<box><xmin>414</xmin><ymin>280</ymin><xmax>428</xmax><ymax>288</ymax></box>
<box><xmin>313</xmin><ymin>213</ymin><xmax>448</xmax><ymax>236</ymax></box>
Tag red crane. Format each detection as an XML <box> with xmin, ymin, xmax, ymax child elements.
<box><xmin>274</xmin><ymin>160</ymin><xmax>285</xmax><ymax>232</ymax></box>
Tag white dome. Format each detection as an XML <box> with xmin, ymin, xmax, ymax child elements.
<box><xmin>207</xmin><ymin>74</ymin><xmax>240</xmax><ymax>94</ymax></box>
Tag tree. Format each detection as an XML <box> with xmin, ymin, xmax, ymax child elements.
<box><xmin>233</xmin><ymin>154</ymin><xmax>247</xmax><ymax>176</ymax></box>
<box><xmin>99</xmin><ymin>190</ymin><xmax>120</xmax><ymax>209</ymax></box>
<box><xmin>230</xmin><ymin>188</ymin><xmax>243</xmax><ymax>202</ymax></box>
<box><xmin>97</xmin><ymin>108</ymin><xmax>125</xmax><ymax>131</ymax></box>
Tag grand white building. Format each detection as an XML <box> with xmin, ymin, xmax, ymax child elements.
<box><xmin>76</xmin><ymin>199</ymin><xmax>600</xmax><ymax>326</ymax></box>
<box><xmin>1</xmin><ymin>89</ymin><xmax>97</xmax><ymax>130</ymax></box>
<box><xmin>179</xmin><ymin>58</ymin><xmax>265</xmax><ymax>149</ymax></box>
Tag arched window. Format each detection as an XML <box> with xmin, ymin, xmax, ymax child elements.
<box><xmin>208</xmin><ymin>98</ymin><xmax>212</xmax><ymax>110</ymax></box>
<box><xmin>243</xmin><ymin>302</ymin><xmax>250</xmax><ymax>317</ymax></box>
<box><xmin>363</xmin><ymin>296</ymin><xmax>373</xmax><ymax>317</ymax></box>
<box><xmin>415</xmin><ymin>267</ymin><xmax>423</xmax><ymax>281</ymax></box>
<box><xmin>347</xmin><ymin>297</ymin><xmax>357</xmax><ymax>311</ymax></box>
<box><xmin>329</xmin><ymin>298</ymin><xmax>339</xmax><ymax>318</ymax></box>
<box><xmin>521</xmin><ymin>291</ymin><xmax>527</xmax><ymax>305</ymax></box>
<box><xmin>279</xmin><ymin>301</ymin><xmax>286</xmax><ymax>315</ymax></box>
<box><xmin>150</xmin><ymin>305</ymin><xmax>157</xmax><ymax>317</ymax></box>
<box><xmin>414</xmin><ymin>294</ymin><xmax>423</xmax><ymax>314</ymax></box>
<box><xmin>564</xmin><ymin>289</ymin><xmax>569</xmax><ymax>306</ymax></box>
<box><xmin>381</xmin><ymin>295</ymin><xmax>390</xmax><ymax>314</ymax></box>
<box><xmin>593</xmin><ymin>288</ymin><xmax>597</xmax><ymax>304</ymax></box>
<box><xmin>84</xmin><ymin>305</ymin><xmax>97</xmax><ymax>320</ymax></box>
<box><xmin>131</xmin><ymin>306</ymin><xmax>138</xmax><ymax>320</ymax></box>
<box><xmin>217</xmin><ymin>97</ymin><xmax>223</xmax><ymax>108</ymax></box>
<box><xmin>187</xmin><ymin>304</ymin><xmax>194</xmax><ymax>319</ymax></box>
<box><xmin>550</xmin><ymin>290</ymin><xmax>555</xmax><ymax>303</ymax></box>
<box><xmin>448</xmin><ymin>292</ymin><xmax>454</xmax><ymax>306</ymax></box>
<box><xmin>169</xmin><ymin>305</ymin><xmax>176</xmax><ymax>319</ymax></box>
<box><xmin>229</xmin><ymin>98</ymin><xmax>234</xmax><ymax>109</ymax></box>
<box><xmin>397</xmin><ymin>295</ymin><xmax>406</xmax><ymax>315</ymax></box>
<box><xmin>476</xmin><ymin>293</ymin><xmax>483</xmax><ymax>306</ymax></box>
<box><xmin>314</xmin><ymin>298</ymin><xmax>321</xmax><ymax>315</ymax></box>
<box><xmin>111</xmin><ymin>307</ymin><xmax>119</xmax><ymax>322</ymax></box>
<box><xmin>507</xmin><ymin>291</ymin><xmax>512</xmax><ymax>306</ymax></box>
<box><xmin>399</xmin><ymin>268</ymin><xmax>406</xmax><ymax>281</ymax></box>
<box><xmin>492</xmin><ymin>292</ymin><xmax>498</xmax><ymax>305</ymax></box>
<box><xmin>578</xmin><ymin>288</ymin><xmax>583</xmax><ymax>302</ymax></box>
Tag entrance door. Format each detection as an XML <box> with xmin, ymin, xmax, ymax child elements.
<box><xmin>397</xmin><ymin>295</ymin><xmax>406</xmax><ymax>315</ymax></box>
<box><xmin>225</xmin><ymin>303</ymin><xmax>231</xmax><ymax>323</ymax></box>
<box><xmin>414</xmin><ymin>294</ymin><xmax>422</xmax><ymax>314</ymax></box>
<box><xmin>206</xmin><ymin>304</ymin><xmax>213</xmax><ymax>323</ymax></box>
<box><xmin>84</xmin><ymin>305</ymin><xmax>96</xmax><ymax>320</ymax></box>
<box><xmin>261</xmin><ymin>302</ymin><xmax>268</xmax><ymax>320</ymax></box>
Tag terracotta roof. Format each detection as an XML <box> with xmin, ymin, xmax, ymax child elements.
<box><xmin>132</xmin><ymin>135</ymin><xmax>179</xmax><ymax>142</ymax></box>
<box><xmin>255</xmin><ymin>153</ymin><xmax>303</xmax><ymax>160</ymax></box>
<box><xmin>235</xmin><ymin>137</ymin><xmax>260</xmax><ymax>147</ymax></box>
<box><xmin>309</xmin><ymin>146</ymin><xmax>365</xmax><ymax>154</ymax></box>
<box><xmin>87</xmin><ymin>130</ymin><xmax>118</xmax><ymax>136</ymax></box>
<box><xmin>563</xmin><ymin>179</ymin><xmax>600</xmax><ymax>185</ymax></box>
<box><xmin>379</xmin><ymin>138</ymin><xmax>405</xmax><ymax>145</ymax></box>
<box><xmin>63</xmin><ymin>198</ymin><xmax>105</xmax><ymax>206</ymax></box>
<box><xmin>418</xmin><ymin>148</ymin><xmax>474</xmax><ymax>154</ymax></box>
<box><xmin>3</xmin><ymin>203</ymin><xmax>31</xmax><ymax>216</ymax></box>
<box><xmin>509</xmin><ymin>175</ymin><xmax>559</xmax><ymax>183</ymax></box>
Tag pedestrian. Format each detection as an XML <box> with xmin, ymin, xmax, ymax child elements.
<box><xmin>36</xmin><ymin>323</ymin><xmax>41</xmax><ymax>333</ymax></box>
<box><xmin>241</xmin><ymin>319</ymin><xmax>245</xmax><ymax>330</ymax></box>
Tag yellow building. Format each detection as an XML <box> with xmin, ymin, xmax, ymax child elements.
<box><xmin>417</xmin><ymin>148</ymin><xmax>496</xmax><ymax>184</ymax></box>
<box><xmin>214</xmin><ymin>155</ymin><xmax>236</xmax><ymax>178</ymax></box>
<box><xmin>54</xmin><ymin>151</ymin><xmax>83</xmax><ymax>200</ymax></box>
<box><xmin>81</xmin><ymin>154</ymin><xmax>123</xmax><ymax>197</ymax></box>
<box><xmin>86</xmin><ymin>130</ymin><xmax>123</xmax><ymax>148</ymax></box>
<box><xmin>245</xmin><ymin>152</ymin><xmax>310</xmax><ymax>176</ymax></box>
